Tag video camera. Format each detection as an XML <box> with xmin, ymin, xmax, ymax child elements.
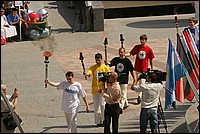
<box><xmin>98</xmin><ymin>72</ymin><xmax>111</xmax><ymax>83</ymax></box>
<box><xmin>138</xmin><ymin>68</ymin><xmax>166</xmax><ymax>83</ymax></box>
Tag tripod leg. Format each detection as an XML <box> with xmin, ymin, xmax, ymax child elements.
<box><xmin>157</xmin><ymin>98</ymin><xmax>168</xmax><ymax>133</ymax></box>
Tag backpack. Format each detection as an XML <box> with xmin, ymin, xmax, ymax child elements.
<box><xmin>3</xmin><ymin>112</ymin><xmax>22</xmax><ymax>130</ymax></box>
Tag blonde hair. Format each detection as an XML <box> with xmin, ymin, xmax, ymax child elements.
<box><xmin>119</xmin><ymin>47</ymin><xmax>125</xmax><ymax>52</ymax></box>
<box><xmin>189</xmin><ymin>17</ymin><xmax>195</xmax><ymax>22</ymax></box>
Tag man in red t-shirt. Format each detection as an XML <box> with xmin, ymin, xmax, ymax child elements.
<box><xmin>126</xmin><ymin>34</ymin><xmax>155</xmax><ymax>104</ymax></box>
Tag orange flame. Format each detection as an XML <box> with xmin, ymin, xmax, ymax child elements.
<box><xmin>43</xmin><ymin>51</ymin><xmax>52</xmax><ymax>57</ymax></box>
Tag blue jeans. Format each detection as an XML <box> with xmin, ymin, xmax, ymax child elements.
<box><xmin>140</xmin><ymin>108</ymin><xmax>158</xmax><ymax>133</ymax></box>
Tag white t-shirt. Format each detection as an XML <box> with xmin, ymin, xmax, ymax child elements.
<box><xmin>134</xmin><ymin>82</ymin><xmax>163</xmax><ymax>109</ymax></box>
<box><xmin>57</xmin><ymin>80</ymin><xmax>87</xmax><ymax>113</ymax></box>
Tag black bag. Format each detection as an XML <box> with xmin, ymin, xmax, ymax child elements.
<box><xmin>3</xmin><ymin>112</ymin><xmax>22</xmax><ymax>130</ymax></box>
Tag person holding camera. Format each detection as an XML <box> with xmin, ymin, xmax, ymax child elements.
<box><xmin>131</xmin><ymin>72</ymin><xmax>163</xmax><ymax>133</ymax></box>
<box><xmin>1</xmin><ymin>84</ymin><xmax>19</xmax><ymax>133</ymax></box>
<box><xmin>126</xmin><ymin>34</ymin><xmax>155</xmax><ymax>104</ymax></box>
<box><xmin>45</xmin><ymin>71</ymin><xmax>90</xmax><ymax>133</ymax></box>
<box><xmin>84</xmin><ymin>53</ymin><xmax>110</xmax><ymax>127</ymax></box>
<box><xmin>101</xmin><ymin>72</ymin><xmax>121</xmax><ymax>133</ymax></box>
<box><xmin>105</xmin><ymin>47</ymin><xmax>136</xmax><ymax>110</ymax></box>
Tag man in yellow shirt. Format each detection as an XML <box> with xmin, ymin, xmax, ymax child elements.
<box><xmin>85</xmin><ymin>53</ymin><xmax>110</xmax><ymax>127</ymax></box>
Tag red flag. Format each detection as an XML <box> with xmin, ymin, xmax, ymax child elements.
<box><xmin>176</xmin><ymin>78</ymin><xmax>184</xmax><ymax>103</ymax></box>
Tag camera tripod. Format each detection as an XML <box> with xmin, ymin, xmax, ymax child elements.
<box><xmin>157</xmin><ymin>97</ymin><xmax>168</xmax><ymax>133</ymax></box>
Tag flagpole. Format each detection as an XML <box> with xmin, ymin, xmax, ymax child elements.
<box><xmin>174</xmin><ymin>14</ymin><xmax>179</xmax><ymax>34</ymax></box>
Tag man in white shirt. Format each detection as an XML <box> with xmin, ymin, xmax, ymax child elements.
<box><xmin>45</xmin><ymin>71</ymin><xmax>90</xmax><ymax>133</ymax></box>
<box><xmin>132</xmin><ymin>72</ymin><xmax>164</xmax><ymax>133</ymax></box>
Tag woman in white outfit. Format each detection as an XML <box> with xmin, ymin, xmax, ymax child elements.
<box><xmin>1</xmin><ymin>8</ymin><xmax>17</xmax><ymax>42</ymax></box>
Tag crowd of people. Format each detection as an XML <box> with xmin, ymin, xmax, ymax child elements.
<box><xmin>1</xmin><ymin>1</ymin><xmax>29</xmax><ymax>44</ymax></box>
<box><xmin>1</xmin><ymin>1</ymin><xmax>199</xmax><ymax>133</ymax></box>
<box><xmin>1</xmin><ymin>7</ymin><xmax>20</xmax><ymax>43</ymax></box>
<box><xmin>42</xmin><ymin>34</ymin><xmax>155</xmax><ymax>133</ymax></box>
<box><xmin>2</xmin><ymin>31</ymin><xmax>198</xmax><ymax>133</ymax></box>
<box><xmin>1</xmin><ymin>1</ymin><xmax>51</xmax><ymax>45</ymax></box>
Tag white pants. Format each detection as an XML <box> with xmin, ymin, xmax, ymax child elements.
<box><xmin>1</xmin><ymin>26</ymin><xmax>17</xmax><ymax>39</ymax></box>
<box><xmin>119</xmin><ymin>84</ymin><xmax>128</xmax><ymax>109</ymax></box>
<box><xmin>136</xmin><ymin>71</ymin><xmax>146</xmax><ymax>98</ymax></box>
<box><xmin>92</xmin><ymin>94</ymin><xmax>105</xmax><ymax>124</ymax></box>
<box><xmin>64</xmin><ymin>109</ymin><xmax>78</xmax><ymax>133</ymax></box>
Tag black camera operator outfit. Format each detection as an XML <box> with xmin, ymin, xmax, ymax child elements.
<box><xmin>133</xmin><ymin>75</ymin><xmax>164</xmax><ymax>133</ymax></box>
<box><xmin>102</xmin><ymin>76</ymin><xmax>121</xmax><ymax>133</ymax></box>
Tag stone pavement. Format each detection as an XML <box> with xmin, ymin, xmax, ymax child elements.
<box><xmin>1</xmin><ymin>1</ymin><xmax>198</xmax><ymax>133</ymax></box>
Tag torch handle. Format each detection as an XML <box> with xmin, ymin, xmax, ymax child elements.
<box><xmin>81</xmin><ymin>60</ymin><xmax>87</xmax><ymax>80</ymax></box>
<box><xmin>45</xmin><ymin>63</ymin><xmax>48</xmax><ymax>88</ymax></box>
<box><xmin>121</xmin><ymin>41</ymin><xmax>123</xmax><ymax>48</ymax></box>
<box><xmin>120</xmin><ymin>34</ymin><xmax>124</xmax><ymax>48</ymax></box>
<box><xmin>105</xmin><ymin>45</ymin><xmax>107</xmax><ymax>61</ymax></box>
<box><xmin>174</xmin><ymin>15</ymin><xmax>179</xmax><ymax>34</ymax></box>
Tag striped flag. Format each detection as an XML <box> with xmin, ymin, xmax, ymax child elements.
<box><xmin>176</xmin><ymin>31</ymin><xmax>199</xmax><ymax>102</ymax></box>
<box><xmin>187</xmin><ymin>29</ymin><xmax>199</xmax><ymax>61</ymax></box>
<box><xmin>183</xmin><ymin>29</ymin><xmax>199</xmax><ymax>67</ymax></box>
<box><xmin>165</xmin><ymin>38</ymin><xmax>188</xmax><ymax>110</ymax></box>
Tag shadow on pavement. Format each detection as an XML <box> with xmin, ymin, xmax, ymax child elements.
<box><xmin>171</xmin><ymin>122</ymin><xmax>189</xmax><ymax>133</ymax></box>
<box><xmin>42</xmin><ymin>125</ymin><xmax>67</xmax><ymax>133</ymax></box>
<box><xmin>126</xmin><ymin>19</ymin><xmax>188</xmax><ymax>29</ymax></box>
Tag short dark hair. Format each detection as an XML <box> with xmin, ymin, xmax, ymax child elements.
<box><xmin>12</xmin><ymin>8</ymin><xmax>18</xmax><ymax>12</ymax></box>
<box><xmin>147</xmin><ymin>72</ymin><xmax>157</xmax><ymax>83</ymax></box>
<box><xmin>95</xmin><ymin>53</ymin><xmax>102</xmax><ymax>59</ymax></box>
<box><xmin>140</xmin><ymin>34</ymin><xmax>148</xmax><ymax>41</ymax></box>
<box><xmin>65</xmin><ymin>71</ymin><xmax>74</xmax><ymax>77</ymax></box>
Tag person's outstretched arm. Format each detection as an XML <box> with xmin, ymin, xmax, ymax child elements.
<box><xmin>45</xmin><ymin>79</ymin><xmax>59</xmax><ymax>87</ymax></box>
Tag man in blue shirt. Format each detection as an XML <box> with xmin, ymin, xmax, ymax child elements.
<box><xmin>6</xmin><ymin>8</ymin><xmax>20</xmax><ymax>41</ymax></box>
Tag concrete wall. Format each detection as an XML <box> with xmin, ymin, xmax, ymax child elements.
<box><xmin>91</xmin><ymin>1</ymin><xmax>104</xmax><ymax>32</ymax></box>
<box><xmin>102</xmin><ymin>1</ymin><xmax>191</xmax><ymax>9</ymax></box>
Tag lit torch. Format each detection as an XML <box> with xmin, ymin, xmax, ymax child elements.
<box><xmin>43</xmin><ymin>51</ymin><xmax>52</xmax><ymax>88</ymax></box>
